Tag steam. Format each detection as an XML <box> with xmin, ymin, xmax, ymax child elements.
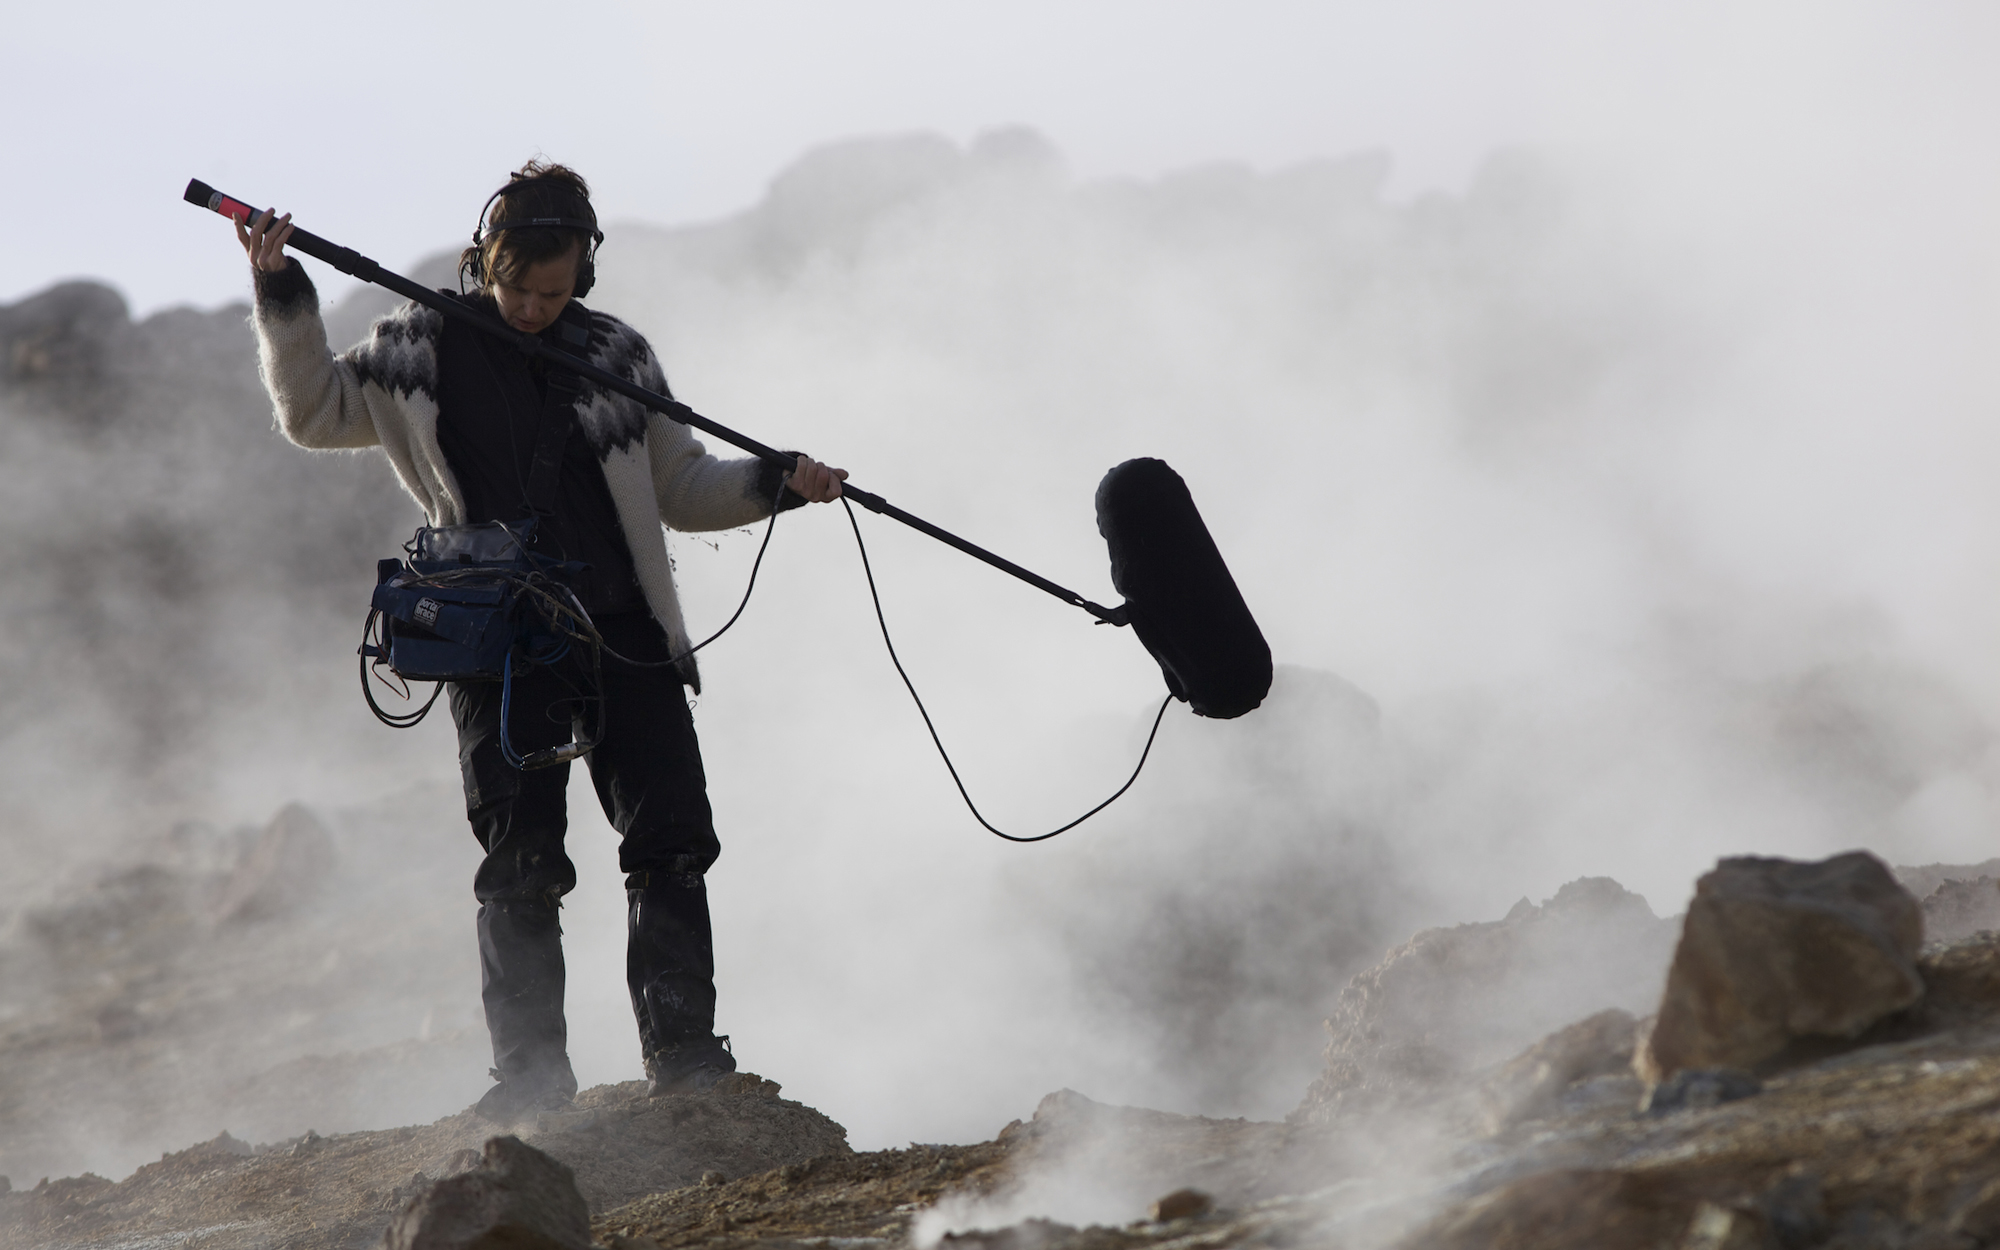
<box><xmin>565</xmin><ymin>128</ymin><xmax>2000</xmax><ymax>1138</ymax></box>
<box><xmin>3</xmin><ymin>39</ymin><xmax>1998</xmax><ymax>1193</ymax></box>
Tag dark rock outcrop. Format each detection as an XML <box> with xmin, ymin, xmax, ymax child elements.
<box><xmin>1639</xmin><ymin>852</ymin><xmax>1922</xmax><ymax>1082</ymax></box>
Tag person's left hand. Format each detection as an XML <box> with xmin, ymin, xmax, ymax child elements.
<box><xmin>786</xmin><ymin>453</ymin><xmax>848</xmax><ymax>503</ymax></box>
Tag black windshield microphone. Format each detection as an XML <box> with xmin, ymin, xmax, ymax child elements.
<box><xmin>1097</xmin><ymin>458</ymin><xmax>1272</xmax><ymax>719</ymax></box>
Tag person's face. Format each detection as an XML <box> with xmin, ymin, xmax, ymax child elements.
<box><xmin>491</xmin><ymin>244</ymin><xmax>581</xmax><ymax>334</ymax></box>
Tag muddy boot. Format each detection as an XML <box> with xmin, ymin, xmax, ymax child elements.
<box><xmin>627</xmin><ymin>874</ymin><xmax>734</xmax><ymax>1094</ymax></box>
<box><xmin>474</xmin><ymin>897</ymin><xmax>578</xmax><ymax>1124</ymax></box>
<box><xmin>473</xmin><ymin>1064</ymin><xmax>578</xmax><ymax>1125</ymax></box>
<box><xmin>644</xmin><ymin>1034</ymin><xmax>737</xmax><ymax>1096</ymax></box>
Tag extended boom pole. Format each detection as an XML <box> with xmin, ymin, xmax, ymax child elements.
<box><xmin>185</xmin><ymin>179</ymin><xmax>1128</xmax><ymax>626</ymax></box>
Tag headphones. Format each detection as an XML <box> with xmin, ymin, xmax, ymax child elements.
<box><xmin>470</xmin><ymin>174</ymin><xmax>605</xmax><ymax>298</ymax></box>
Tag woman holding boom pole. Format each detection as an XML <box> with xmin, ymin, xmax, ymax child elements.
<box><xmin>234</xmin><ymin>160</ymin><xmax>845</xmax><ymax>1125</ymax></box>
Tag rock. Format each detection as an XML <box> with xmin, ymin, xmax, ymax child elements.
<box><xmin>1640</xmin><ymin>1068</ymin><xmax>1762</xmax><ymax>1115</ymax></box>
<box><xmin>937</xmin><ymin>1217</ymin><xmax>1078</xmax><ymax>1250</ymax></box>
<box><xmin>1918</xmin><ymin>931</ymin><xmax>2000</xmax><ymax>1022</ymax></box>
<box><xmin>0</xmin><ymin>282</ymin><xmax>135</xmax><ymax>424</ymax></box>
<box><xmin>1295</xmin><ymin>878</ymin><xmax>1677</xmax><ymax>1126</ymax></box>
<box><xmin>127</xmin><ymin>1131</ymin><xmax>255</xmax><ymax>1186</ymax></box>
<box><xmin>428</xmin><ymin>1148</ymin><xmax>482</xmax><ymax>1177</ymax></box>
<box><xmin>1895</xmin><ymin>857</ymin><xmax>2000</xmax><ymax>903</ymax></box>
<box><xmin>713</xmin><ymin>1071</ymin><xmax>782</xmax><ymax>1097</ymax></box>
<box><xmin>381</xmin><ymin>1135</ymin><xmax>591</xmax><ymax>1250</ymax></box>
<box><xmin>1679</xmin><ymin>1202</ymin><xmax>1769</xmax><ymax>1250</ymax></box>
<box><xmin>1150</xmin><ymin>1188</ymin><xmax>1213</xmax><ymax>1221</ymax></box>
<box><xmin>1475</xmin><ymin>1009</ymin><xmax>1640</xmax><ymax>1132</ymax></box>
<box><xmin>1406</xmin><ymin>1168</ymin><xmax>1711</xmax><ymax>1250</ymax></box>
<box><xmin>994</xmin><ymin>1090</ymin><xmax>1296</xmax><ymax>1220</ymax></box>
<box><xmin>1922</xmin><ymin>877</ymin><xmax>2000</xmax><ymax>943</ymax></box>
<box><xmin>1640</xmin><ymin>852</ymin><xmax>1923</xmax><ymax>1081</ymax></box>
<box><xmin>1759</xmin><ymin>1172</ymin><xmax>1827</xmax><ymax>1247</ymax></box>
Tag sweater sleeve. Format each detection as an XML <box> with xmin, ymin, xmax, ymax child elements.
<box><xmin>250</xmin><ymin>259</ymin><xmax>383</xmax><ymax>450</ymax></box>
<box><xmin>755</xmin><ymin>456</ymin><xmax>813</xmax><ymax>514</ymax></box>
<box><xmin>622</xmin><ymin>334</ymin><xmax>805</xmax><ymax>530</ymax></box>
<box><xmin>646</xmin><ymin>410</ymin><xmax>790</xmax><ymax>532</ymax></box>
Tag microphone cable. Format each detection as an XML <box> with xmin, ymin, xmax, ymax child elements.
<box><xmin>840</xmin><ymin>496</ymin><xmax>1172</xmax><ymax>843</ymax></box>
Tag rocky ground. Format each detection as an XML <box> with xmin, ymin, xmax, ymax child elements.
<box><xmin>0</xmin><ymin>1077</ymin><xmax>843</xmax><ymax>1250</ymax></box>
<box><xmin>0</xmin><ymin>791</ymin><xmax>494</xmax><ymax>1191</ymax></box>
<box><xmin>7</xmin><ymin>845</ymin><xmax>2000</xmax><ymax>1248</ymax></box>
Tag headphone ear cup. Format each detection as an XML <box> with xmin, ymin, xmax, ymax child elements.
<box><xmin>573</xmin><ymin>247</ymin><xmax>595</xmax><ymax>299</ymax></box>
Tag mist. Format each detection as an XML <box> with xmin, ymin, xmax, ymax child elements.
<box><xmin>4</xmin><ymin>6</ymin><xmax>1999</xmax><ymax>1192</ymax></box>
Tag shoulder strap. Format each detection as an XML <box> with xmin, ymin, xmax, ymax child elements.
<box><xmin>522</xmin><ymin>307</ymin><xmax>594</xmax><ymax>518</ymax></box>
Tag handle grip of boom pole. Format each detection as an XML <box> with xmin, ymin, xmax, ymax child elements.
<box><xmin>184</xmin><ymin>179</ymin><xmax>380</xmax><ymax>282</ymax></box>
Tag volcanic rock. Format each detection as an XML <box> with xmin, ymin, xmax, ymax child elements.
<box><xmin>381</xmin><ymin>1135</ymin><xmax>590</xmax><ymax>1250</ymax></box>
<box><xmin>1473</xmin><ymin>1008</ymin><xmax>1641</xmax><ymax>1132</ymax></box>
<box><xmin>1149</xmin><ymin>1189</ymin><xmax>1213</xmax><ymax>1222</ymax></box>
<box><xmin>0</xmin><ymin>282</ymin><xmax>136</xmax><ymax>425</ymax></box>
<box><xmin>1410</xmin><ymin>1168</ymin><xmax>1701</xmax><ymax>1250</ymax></box>
<box><xmin>1294</xmin><ymin>877</ymin><xmax>1676</xmax><ymax>1126</ymax></box>
<box><xmin>1639</xmin><ymin>1068</ymin><xmax>1762</xmax><ymax>1115</ymax></box>
<box><xmin>1916</xmin><ymin>930</ymin><xmax>2000</xmax><ymax>1018</ymax></box>
<box><xmin>1919</xmin><ymin>875</ymin><xmax>2000</xmax><ymax>943</ymax></box>
<box><xmin>0</xmin><ymin>1079</ymin><xmax>849</xmax><ymax>1249</ymax></box>
<box><xmin>1894</xmin><ymin>856</ymin><xmax>2000</xmax><ymax>902</ymax></box>
<box><xmin>1639</xmin><ymin>852</ymin><xmax>1923</xmax><ymax>1082</ymax></box>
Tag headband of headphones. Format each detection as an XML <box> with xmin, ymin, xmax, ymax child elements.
<box><xmin>471</xmin><ymin>172</ymin><xmax>604</xmax><ymax>296</ymax></box>
<box><xmin>473</xmin><ymin>175</ymin><xmax>604</xmax><ymax>249</ymax></box>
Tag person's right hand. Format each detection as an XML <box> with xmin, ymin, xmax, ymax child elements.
<box><xmin>236</xmin><ymin>208</ymin><xmax>295</xmax><ymax>273</ymax></box>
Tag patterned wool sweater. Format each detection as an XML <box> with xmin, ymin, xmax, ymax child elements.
<box><xmin>249</xmin><ymin>259</ymin><xmax>784</xmax><ymax>691</ymax></box>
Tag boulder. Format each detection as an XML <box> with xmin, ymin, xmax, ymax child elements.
<box><xmin>1640</xmin><ymin>852</ymin><xmax>1922</xmax><ymax>1082</ymax></box>
<box><xmin>381</xmin><ymin>1135</ymin><xmax>591</xmax><ymax>1250</ymax></box>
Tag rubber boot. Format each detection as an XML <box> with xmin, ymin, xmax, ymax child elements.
<box><xmin>473</xmin><ymin>896</ymin><xmax>578</xmax><ymax>1123</ymax></box>
<box><xmin>627</xmin><ymin>874</ymin><xmax>735</xmax><ymax>1093</ymax></box>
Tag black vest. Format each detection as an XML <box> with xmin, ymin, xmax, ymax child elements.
<box><xmin>434</xmin><ymin>294</ymin><xmax>644</xmax><ymax>614</ymax></box>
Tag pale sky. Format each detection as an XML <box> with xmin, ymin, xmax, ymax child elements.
<box><xmin>14</xmin><ymin>0</ymin><xmax>1993</xmax><ymax>315</ymax></box>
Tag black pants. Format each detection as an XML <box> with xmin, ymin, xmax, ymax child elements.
<box><xmin>449</xmin><ymin>612</ymin><xmax>723</xmax><ymax>1087</ymax></box>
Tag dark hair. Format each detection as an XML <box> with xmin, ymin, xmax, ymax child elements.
<box><xmin>459</xmin><ymin>160</ymin><xmax>598</xmax><ymax>291</ymax></box>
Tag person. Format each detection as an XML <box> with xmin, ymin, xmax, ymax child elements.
<box><xmin>233</xmin><ymin>160</ymin><xmax>846</xmax><ymax>1124</ymax></box>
